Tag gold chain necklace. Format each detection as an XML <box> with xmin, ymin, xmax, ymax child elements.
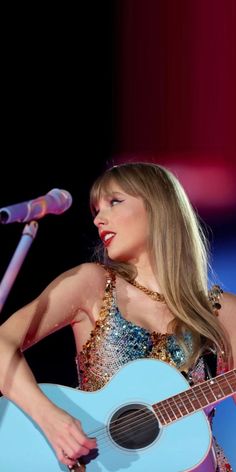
<box><xmin>129</xmin><ymin>279</ymin><xmax>165</xmax><ymax>303</ymax></box>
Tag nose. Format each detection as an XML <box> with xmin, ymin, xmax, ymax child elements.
<box><xmin>93</xmin><ymin>210</ymin><xmax>108</xmax><ymax>228</ymax></box>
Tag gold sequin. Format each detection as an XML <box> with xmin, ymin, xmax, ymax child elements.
<box><xmin>208</xmin><ymin>284</ymin><xmax>223</xmax><ymax>314</ymax></box>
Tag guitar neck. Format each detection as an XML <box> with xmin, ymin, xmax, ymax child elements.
<box><xmin>153</xmin><ymin>368</ymin><xmax>236</xmax><ymax>425</ymax></box>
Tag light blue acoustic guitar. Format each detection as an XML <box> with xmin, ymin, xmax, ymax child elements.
<box><xmin>0</xmin><ymin>359</ymin><xmax>235</xmax><ymax>472</ymax></box>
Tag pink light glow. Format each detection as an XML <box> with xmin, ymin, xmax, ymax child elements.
<box><xmin>113</xmin><ymin>153</ymin><xmax>236</xmax><ymax>212</ymax></box>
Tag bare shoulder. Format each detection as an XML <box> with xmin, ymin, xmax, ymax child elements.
<box><xmin>50</xmin><ymin>262</ymin><xmax>108</xmax><ymax>306</ymax></box>
<box><xmin>218</xmin><ymin>291</ymin><xmax>236</xmax><ymax>369</ymax></box>
<box><xmin>0</xmin><ymin>262</ymin><xmax>108</xmax><ymax>350</ymax></box>
<box><xmin>218</xmin><ymin>291</ymin><xmax>236</xmax><ymax>326</ymax></box>
<box><xmin>58</xmin><ymin>262</ymin><xmax>107</xmax><ymax>291</ymax></box>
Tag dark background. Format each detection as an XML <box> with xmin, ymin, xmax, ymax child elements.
<box><xmin>1</xmin><ymin>2</ymin><xmax>114</xmax><ymax>386</ymax></box>
<box><xmin>0</xmin><ymin>3</ymin><xmax>235</xmax><ymax>464</ymax></box>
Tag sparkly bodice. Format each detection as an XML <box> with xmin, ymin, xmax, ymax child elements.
<box><xmin>76</xmin><ymin>268</ymin><xmax>224</xmax><ymax>392</ymax></box>
<box><xmin>77</xmin><ymin>304</ymin><xmax>193</xmax><ymax>392</ymax></box>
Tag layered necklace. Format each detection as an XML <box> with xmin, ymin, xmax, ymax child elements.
<box><xmin>129</xmin><ymin>279</ymin><xmax>165</xmax><ymax>303</ymax></box>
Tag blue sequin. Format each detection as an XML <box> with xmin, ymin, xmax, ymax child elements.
<box><xmin>77</xmin><ymin>299</ymin><xmax>191</xmax><ymax>392</ymax></box>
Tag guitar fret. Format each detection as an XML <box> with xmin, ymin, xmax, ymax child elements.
<box><xmin>187</xmin><ymin>370</ymin><xmax>236</xmax><ymax>409</ymax></box>
<box><xmin>163</xmin><ymin>404</ymin><xmax>178</xmax><ymax>421</ymax></box>
<box><xmin>175</xmin><ymin>394</ymin><xmax>189</xmax><ymax>415</ymax></box>
<box><xmin>220</xmin><ymin>376</ymin><xmax>235</xmax><ymax>393</ymax></box>
<box><xmin>158</xmin><ymin>410</ymin><xmax>168</xmax><ymax>424</ymax></box>
<box><xmin>206</xmin><ymin>375</ymin><xmax>235</xmax><ymax>401</ymax></box>
<box><xmin>211</xmin><ymin>381</ymin><xmax>226</xmax><ymax>400</ymax></box>
<box><xmin>199</xmin><ymin>384</ymin><xmax>217</xmax><ymax>404</ymax></box>
<box><xmin>216</xmin><ymin>380</ymin><xmax>225</xmax><ymax>398</ymax></box>
<box><xmin>151</xmin><ymin>368</ymin><xmax>236</xmax><ymax>427</ymax></box>
<box><xmin>225</xmin><ymin>376</ymin><xmax>234</xmax><ymax>394</ymax></box>
<box><xmin>154</xmin><ymin>403</ymin><xmax>172</xmax><ymax>424</ymax></box>
<box><xmin>181</xmin><ymin>391</ymin><xmax>195</xmax><ymax>413</ymax></box>
<box><xmin>166</xmin><ymin>398</ymin><xmax>183</xmax><ymax>420</ymax></box>
<box><xmin>160</xmin><ymin>403</ymin><xmax>176</xmax><ymax>423</ymax></box>
<box><xmin>207</xmin><ymin>371</ymin><xmax>236</xmax><ymax>399</ymax></box>
<box><xmin>200</xmin><ymin>384</ymin><xmax>212</xmax><ymax>406</ymax></box>
<box><xmin>155</xmin><ymin>393</ymin><xmax>192</xmax><ymax>424</ymax></box>
<box><xmin>153</xmin><ymin>404</ymin><xmax>168</xmax><ymax>425</ymax></box>
<box><xmin>167</xmin><ymin>395</ymin><xmax>189</xmax><ymax>418</ymax></box>
<box><xmin>208</xmin><ymin>380</ymin><xmax>218</xmax><ymax>402</ymax></box>
<box><xmin>228</xmin><ymin>371</ymin><xmax>236</xmax><ymax>390</ymax></box>
<box><xmin>189</xmin><ymin>387</ymin><xmax>203</xmax><ymax>408</ymax></box>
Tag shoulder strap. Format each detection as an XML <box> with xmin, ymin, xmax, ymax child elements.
<box><xmin>97</xmin><ymin>263</ymin><xmax>116</xmax><ymax>321</ymax></box>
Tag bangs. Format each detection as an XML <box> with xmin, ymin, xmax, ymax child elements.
<box><xmin>89</xmin><ymin>163</ymin><xmax>150</xmax><ymax>215</ymax></box>
<box><xmin>89</xmin><ymin>172</ymin><xmax>115</xmax><ymax>216</ymax></box>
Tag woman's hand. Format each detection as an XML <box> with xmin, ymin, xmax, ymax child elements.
<box><xmin>36</xmin><ymin>403</ymin><xmax>97</xmax><ymax>468</ymax></box>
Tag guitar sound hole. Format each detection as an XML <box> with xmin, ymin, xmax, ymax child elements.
<box><xmin>109</xmin><ymin>403</ymin><xmax>160</xmax><ymax>449</ymax></box>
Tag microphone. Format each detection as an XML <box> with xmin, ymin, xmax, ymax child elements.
<box><xmin>0</xmin><ymin>189</ymin><xmax>73</xmax><ymax>224</ymax></box>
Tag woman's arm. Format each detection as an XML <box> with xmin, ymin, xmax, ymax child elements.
<box><xmin>0</xmin><ymin>263</ymin><xmax>103</xmax><ymax>467</ymax></box>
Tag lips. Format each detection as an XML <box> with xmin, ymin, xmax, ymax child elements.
<box><xmin>99</xmin><ymin>231</ymin><xmax>116</xmax><ymax>247</ymax></box>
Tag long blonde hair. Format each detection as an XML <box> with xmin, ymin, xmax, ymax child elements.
<box><xmin>90</xmin><ymin>162</ymin><xmax>231</xmax><ymax>368</ymax></box>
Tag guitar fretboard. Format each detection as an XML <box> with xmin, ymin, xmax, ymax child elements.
<box><xmin>153</xmin><ymin>368</ymin><xmax>236</xmax><ymax>425</ymax></box>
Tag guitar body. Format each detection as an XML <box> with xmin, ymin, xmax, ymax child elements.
<box><xmin>0</xmin><ymin>359</ymin><xmax>213</xmax><ymax>472</ymax></box>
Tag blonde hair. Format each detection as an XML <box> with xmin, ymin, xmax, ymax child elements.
<box><xmin>90</xmin><ymin>162</ymin><xmax>231</xmax><ymax>368</ymax></box>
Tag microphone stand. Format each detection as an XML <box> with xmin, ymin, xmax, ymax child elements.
<box><xmin>0</xmin><ymin>221</ymin><xmax>38</xmax><ymax>313</ymax></box>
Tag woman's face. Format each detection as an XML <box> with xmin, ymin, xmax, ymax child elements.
<box><xmin>93</xmin><ymin>181</ymin><xmax>150</xmax><ymax>264</ymax></box>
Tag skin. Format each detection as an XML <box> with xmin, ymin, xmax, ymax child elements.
<box><xmin>0</xmin><ymin>182</ymin><xmax>235</xmax><ymax>467</ymax></box>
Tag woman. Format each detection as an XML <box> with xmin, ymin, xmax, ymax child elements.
<box><xmin>0</xmin><ymin>162</ymin><xmax>235</xmax><ymax>471</ymax></box>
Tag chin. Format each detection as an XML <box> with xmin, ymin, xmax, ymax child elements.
<box><xmin>108</xmin><ymin>253</ymin><xmax>131</xmax><ymax>264</ymax></box>
<box><xmin>107</xmin><ymin>246</ymin><xmax>134</xmax><ymax>263</ymax></box>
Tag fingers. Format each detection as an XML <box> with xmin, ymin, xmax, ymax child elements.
<box><xmin>56</xmin><ymin>442</ymin><xmax>90</xmax><ymax>466</ymax></box>
<box><xmin>73</xmin><ymin>421</ymin><xmax>97</xmax><ymax>450</ymax></box>
<box><xmin>69</xmin><ymin>419</ymin><xmax>97</xmax><ymax>451</ymax></box>
<box><xmin>56</xmin><ymin>448</ymin><xmax>87</xmax><ymax>467</ymax></box>
<box><xmin>56</xmin><ymin>447</ymin><xmax>75</xmax><ymax>467</ymax></box>
<box><xmin>55</xmin><ymin>422</ymin><xmax>97</xmax><ymax>466</ymax></box>
<box><xmin>40</xmin><ymin>407</ymin><xmax>97</xmax><ymax>467</ymax></box>
<box><xmin>56</xmin><ymin>445</ymin><xmax>91</xmax><ymax>468</ymax></box>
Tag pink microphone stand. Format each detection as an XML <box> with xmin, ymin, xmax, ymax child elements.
<box><xmin>0</xmin><ymin>221</ymin><xmax>38</xmax><ymax>313</ymax></box>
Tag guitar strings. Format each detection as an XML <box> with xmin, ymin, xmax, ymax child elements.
<box><xmin>87</xmin><ymin>404</ymin><xmax>158</xmax><ymax>439</ymax></box>
<box><xmin>84</xmin><ymin>402</ymin><xmax>183</xmax><ymax>452</ymax></box>
<box><xmin>89</xmin><ymin>374</ymin><xmax>234</xmax><ymax>439</ymax></box>
<box><xmin>66</xmin><ymin>373</ymin><xmax>236</xmax><ymax>460</ymax></box>
<box><xmin>88</xmin><ymin>396</ymin><xmax>194</xmax><ymax>451</ymax></box>
<box><xmin>87</xmin><ymin>388</ymin><xmax>217</xmax><ymax>454</ymax></box>
<box><xmin>91</xmin><ymin>411</ymin><xmax>160</xmax><ymax>453</ymax></box>
<box><xmin>90</xmin><ymin>402</ymin><xmax>161</xmax><ymax>440</ymax></box>
<box><xmin>83</xmin><ymin>373</ymin><xmax>236</xmax><ymax>450</ymax></box>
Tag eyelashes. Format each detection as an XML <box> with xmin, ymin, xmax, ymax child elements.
<box><xmin>110</xmin><ymin>198</ymin><xmax>123</xmax><ymax>206</ymax></box>
<box><xmin>93</xmin><ymin>198</ymin><xmax>124</xmax><ymax>217</ymax></box>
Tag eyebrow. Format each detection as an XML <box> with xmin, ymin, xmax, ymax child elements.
<box><xmin>92</xmin><ymin>190</ymin><xmax>124</xmax><ymax>211</ymax></box>
<box><xmin>103</xmin><ymin>190</ymin><xmax>124</xmax><ymax>198</ymax></box>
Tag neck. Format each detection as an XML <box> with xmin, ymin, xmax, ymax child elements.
<box><xmin>131</xmin><ymin>259</ymin><xmax>161</xmax><ymax>293</ymax></box>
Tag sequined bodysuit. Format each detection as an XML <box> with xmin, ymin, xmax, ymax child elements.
<box><xmin>75</xmin><ymin>267</ymin><xmax>232</xmax><ymax>471</ymax></box>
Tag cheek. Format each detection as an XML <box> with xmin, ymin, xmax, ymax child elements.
<box><xmin>130</xmin><ymin>213</ymin><xmax>149</xmax><ymax>238</ymax></box>
<box><xmin>137</xmin><ymin>224</ymin><xmax>149</xmax><ymax>243</ymax></box>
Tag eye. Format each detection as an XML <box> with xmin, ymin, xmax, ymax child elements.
<box><xmin>110</xmin><ymin>198</ymin><xmax>123</xmax><ymax>206</ymax></box>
